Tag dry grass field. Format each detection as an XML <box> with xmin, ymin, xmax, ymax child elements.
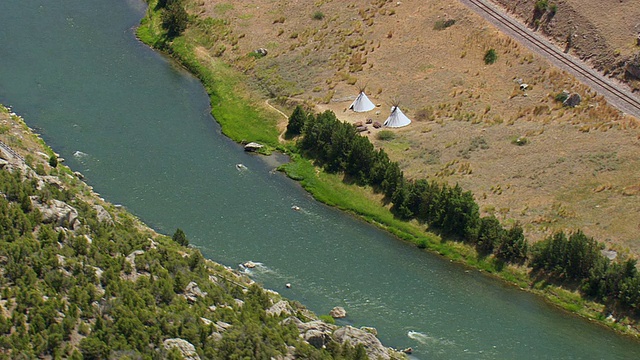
<box><xmin>185</xmin><ymin>0</ymin><xmax>640</xmax><ymax>254</ymax></box>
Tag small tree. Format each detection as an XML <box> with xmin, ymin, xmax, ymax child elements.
<box><xmin>285</xmin><ymin>105</ymin><xmax>307</xmax><ymax>137</ymax></box>
<box><xmin>483</xmin><ymin>49</ymin><xmax>498</xmax><ymax>65</ymax></box>
<box><xmin>162</xmin><ymin>1</ymin><xmax>188</xmax><ymax>38</ymax></box>
<box><xmin>172</xmin><ymin>228</ymin><xmax>188</xmax><ymax>246</ymax></box>
<box><xmin>48</xmin><ymin>154</ymin><xmax>58</xmax><ymax>168</ymax></box>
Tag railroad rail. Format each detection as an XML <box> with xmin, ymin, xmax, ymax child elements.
<box><xmin>0</xmin><ymin>139</ymin><xmax>25</xmax><ymax>164</ymax></box>
<box><xmin>459</xmin><ymin>0</ymin><xmax>640</xmax><ymax>119</ymax></box>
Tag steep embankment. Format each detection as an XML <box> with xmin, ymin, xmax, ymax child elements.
<box><xmin>0</xmin><ymin>106</ymin><xmax>405</xmax><ymax>359</ymax></box>
<box><xmin>489</xmin><ymin>0</ymin><xmax>640</xmax><ymax>90</ymax></box>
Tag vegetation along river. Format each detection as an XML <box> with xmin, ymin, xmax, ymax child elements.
<box><xmin>1</xmin><ymin>0</ymin><xmax>640</xmax><ymax>358</ymax></box>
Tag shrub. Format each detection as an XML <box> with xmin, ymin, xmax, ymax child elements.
<box><xmin>248</xmin><ymin>51</ymin><xmax>265</xmax><ymax>59</ymax></box>
<box><xmin>483</xmin><ymin>49</ymin><xmax>498</xmax><ymax>65</ymax></box>
<box><xmin>434</xmin><ymin>19</ymin><xmax>456</xmax><ymax>31</ymax></box>
<box><xmin>414</xmin><ymin>106</ymin><xmax>435</xmax><ymax>121</ymax></box>
<box><xmin>376</xmin><ymin>130</ymin><xmax>396</xmax><ymax>141</ymax></box>
<box><xmin>312</xmin><ymin>11</ymin><xmax>324</xmax><ymax>20</ymax></box>
<box><xmin>511</xmin><ymin>136</ymin><xmax>528</xmax><ymax>146</ymax></box>
<box><xmin>554</xmin><ymin>92</ymin><xmax>569</xmax><ymax>103</ymax></box>
<box><xmin>48</xmin><ymin>154</ymin><xmax>58</xmax><ymax>168</ymax></box>
<box><xmin>535</xmin><ymin>0</ymin><xmax>548</xmax><ymax>12</ymax></box>
<box><xmin>319</xmin><ymin>315</ymin><xmax>335</xmax><ymax>324</ymax></box>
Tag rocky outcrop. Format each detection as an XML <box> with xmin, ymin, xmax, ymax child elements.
<box><xmin>282</xmin><ymin>317</ymin><xmax>404</xmax><ymax>359</ymax></box>
<box><xmin>244</xmin><ymin>142</ymin><xmax>264</xmax><ymax>152</ymax></box>
<box><xmin>163</xmin><ymin>338</ymin><xmax>201</xmax><ymax>360</ymax></box>
<box><xmin>184</xmin><ymin>282</ymin><xmax>207</xmax><ymax>303</ymax></box>
<box><xmin>94</xmin><ymin>204</ymin><xmax>114</xmax><ymax>225</ymax></box>
<box><xmin>563</xmin><ymin>93</ymin><xmax>582</xmax><ymax>107</ymax></box>
<box><xmin>329</xmin><ymin>306</ymin><xmax>347</xmax><ymax>318</ymax></box>
<box><xmin>626</xmin><ymin>53</ymin><xmax>640</xmax><ymax>80</ymax></box>
<box><xmin>333</xmin><ymin>326</ymin><xmax>392</xmax><ymax>360</ymax></box>
<box><xmin>31</xmin><ymin>197</ymin><xmax>80</xmax><ymax>230</ymax></box>
<box><xmin>283</xmin><ymin>317</ymin><xmax>337</xmax><ymax>349</ymax></box>
<box><xmin>267</xmin><ymin>300</ymin><xmax>294</xmax><ymax>317</ymax></box>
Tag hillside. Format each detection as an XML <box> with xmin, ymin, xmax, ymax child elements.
<box><xmin>0</xmin><ymin>106</ymin><xmax>405</xmax><ymax>359</ymax></box>
<box><xmin>180</xmin><ymin>0</ymin><xmax>640</xmax><ymax>256</ymax></box>
<box><xmin>491</xmin><ymin>0</ymin><xmax>640</xmax><ymax>91</ymax></box>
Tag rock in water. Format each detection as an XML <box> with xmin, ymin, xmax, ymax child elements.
<box><xmin>244</xmin><ymin>142</ymin><xmax>264</xmax><ymax>152</ymax></box>
<box><xmin>330</xmin><ymin>306</ymin><xmax>347</xmax><ymax>318</ymax></box>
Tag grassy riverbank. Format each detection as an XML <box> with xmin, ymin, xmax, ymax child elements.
<box><xmin>136</xmin><ymin>1</ymin><xmax>640</xmax><ymax>338</ymax></box>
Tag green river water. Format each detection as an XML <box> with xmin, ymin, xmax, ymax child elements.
<box><xmin>1</xmin><ymin>1</ymin><xmax>639</xmax><ymax>358</ymax></box>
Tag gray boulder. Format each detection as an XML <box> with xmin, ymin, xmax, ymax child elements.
<box><xmin>31</xmin><ymin>197</ymin><xmax>80</xmax><ymax>230</ymax></box>
<box><xmin>267</xmin><ymin>300</ymin><xmax>294</xmax><ymax>317</ymax></box>
<box><xmin>163</xmin><ymin>338</ymin><xmax>201</xmax><ymax>360</ymax></box>
<box><xmin>184</xmin><ymin>282</ymin><xmax>207</xmax><ymax>303</ymax></box>
<box><xmin>244</xmin><ymin>142</ymin><xmax>264</xmax><ymax>152</ymax></box>
<box><xmin>305</xmin><ymin>329</ymin><xmax>331</xmax><ymax>348</ymax></box>
<box><xmin>333</xmin><ymin>326</ymin><xmax>391</xmax><ymax>360</ymax></box>
<box><xmin>563</xmin><ymin>93</ymin><xmax>582</xmax><ymax>107</ymax></box>
<box><xmin>330</xmin><ymin>306</ymin><xmax>347</xmax><ymax>318</ymax></box>
<box><xmin>282</xmin><ymin>318</ymin><xmax>337</xmax><ymax>349</ymax></box>
<box><xmin>94</xmin><ymin>204</ymin><xmax>114</xmax><ymax>225</ymax></box>
<box><xmin>626</xmin><ymin>53</ymin><xmax>640</xmax><ymax>79</ymax></box>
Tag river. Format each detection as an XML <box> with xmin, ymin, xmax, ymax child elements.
<box><xmin>1</xmin><ymin>1</ymin><xmax>639</xmax><ymax>358</ymax></box>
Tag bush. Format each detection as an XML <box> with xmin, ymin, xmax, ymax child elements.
<box><xmin>554</xmin><ymin>92</ymin><xmax>569</xmax><ymax>103</ymax></box>
<box><xmin>434</xmin><ymin>19</ymin><xmax>456</xmax><ymax>30</ymax></box>
<box><xmin>312</xmin><ymin>11</ymin><xmax>324</xmax><ymax>20</ymax></box>
<box><xmin>511</xmin><ymin>136</ymin><xmax>528</xmax><ymax>146</ymax></box>
<box><xmin>319</xmin><ymin>315</ymin><xmax>335</xmax><ymax>324</ymax></box>
<box><xmin>376</xmin><ymin>130</ymin><xmax>396</xmax><ymax>141</ymax></box>
<box><xmin>414</xmin><ymin>106</ymin><xmax>435</xmax><ymax>121</ymax></box>
<box><xmin>535</xmin><ymin>0</ymin><xmax>548</xmax><ymax>12</ymax></box>
<box><xmin>483</xmin><ymin>49</ymin><xmax>498</xmax><ymax>65</ymax></box>
<box><xmin>48</xmin><ymin>155</ymin><xmax>58</xmax><ymax>168</ymax></box>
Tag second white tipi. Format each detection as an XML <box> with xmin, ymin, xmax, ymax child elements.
<box><xmin>384</xmin><ymin>105</ymin><xmax>411</xmax><ymax>128</ymax></box>
<box><xmin>349</xmin><ymin>89</ymin><xmax>375</xmax><ymax>112</ymax></box>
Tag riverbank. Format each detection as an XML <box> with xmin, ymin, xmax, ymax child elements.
<box><xmin>136</xmin><ymin>0</ymin><xmax>640</xmax><ymax>339</ymax></box>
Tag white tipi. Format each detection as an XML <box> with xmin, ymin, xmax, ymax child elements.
<box><xmin>349</xmin><ymin>88</ymin><xmax>375</xmax><ymax>112</ymax></box>
<box><xmin>384</xmin><ymin>104</ymin><xmax>411</xmax><ymax>128</ymax></box>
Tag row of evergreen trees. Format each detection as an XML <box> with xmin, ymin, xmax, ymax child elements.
<box><xmin>287</xmin><ymin>106</ymin><xmax>640</xmax><ymax>314</ymax></box>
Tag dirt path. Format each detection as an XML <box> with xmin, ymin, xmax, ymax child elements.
<box><xmin>460</xmin><ymin>0</ymin><xmax>640</xmax><ymax>119</ymax></box>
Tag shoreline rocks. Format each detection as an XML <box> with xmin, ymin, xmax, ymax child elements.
<box><xmin>330</xmin><ymin>306</ymin><xmax>347</xmax><ymax>318</ymax></box>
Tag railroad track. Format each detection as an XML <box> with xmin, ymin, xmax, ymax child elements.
<box><xmin>0</xmin><ymin>139</ymin><xmax>25</xmax><ymax>164</ymax></box>
<box><xmin>459</xmin><ymin>0</ymin><xmax>640</xmax><ymax>119</ymax></box>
